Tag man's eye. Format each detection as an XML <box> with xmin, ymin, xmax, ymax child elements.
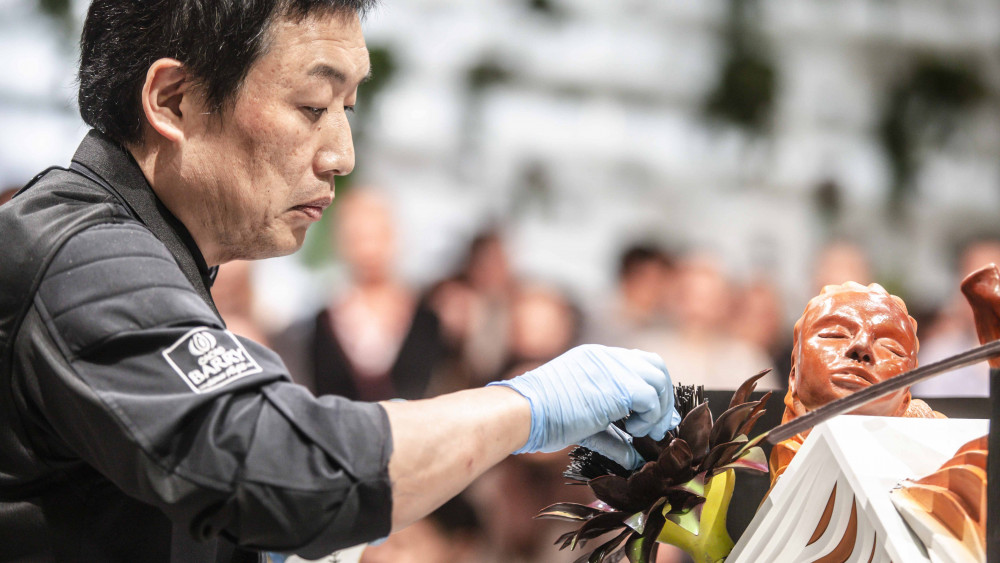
<box><xmin>302</xmin><ymin>106</ymin><xmax>327</xmax><ymax>121</ymax></box>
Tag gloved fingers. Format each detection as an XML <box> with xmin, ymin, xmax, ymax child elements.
<box><xmin>638</xmin><ymin>407</ymin><xmax>682</xmax><ymax>442</ymax></box>
<box><xmin>646</xmin><ymin>382</ymin><xmax>680</xmax><ymax>440</ymax></box>
<box><xmin>620</xmin><ymin>350</ymin><xmax>670</xmax><ymax>396</ymax></box>
<box><xmin>623</xmin><ymin>376</ymin><xmax>681</xmax><ymax>439</ymax></box>
<box><xmin>624</xmin><ymin>376</ymin><xmax>661</xmax><ymax>416</ymax></box>
<box><xmin>578</xmin><ymin>426</ymin><xmax>645</xmax><ymax>470</ymax></box>
<box><xmin>631</xmin><ymin>349</ymin><xmax>669</xmax><ymax>376</ymax></box>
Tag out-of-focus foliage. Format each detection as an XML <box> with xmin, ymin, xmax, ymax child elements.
<box><xmin>879</xmin><ymin>58</ymin><xmax>988</xmax><ymax>214</ymax></box>
<box><xmin>703</xmin><ymin>0</ymin><xmax>777</xmax><ymax>134</ymax></box>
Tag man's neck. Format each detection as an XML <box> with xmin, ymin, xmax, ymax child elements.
<box><xmin>128</xmin><ymin>142</ymin><xmax>224</xmax><ymax>267</ymax></box>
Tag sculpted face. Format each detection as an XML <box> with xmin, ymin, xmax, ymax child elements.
<box><xmin>792</xmin><ymin>289</ymin><xmax>917</xmax><ymax>416</ymax></box>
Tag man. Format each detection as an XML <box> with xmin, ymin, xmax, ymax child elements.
<box><xmin>769</xmin><ymin>281</ymin><xmax>941</xmax><ymax>484</ymax></box>
<box><xmin>0</xmin><ymin>1</ymin><xmax>679</xmax><ymax>562</ymax></box>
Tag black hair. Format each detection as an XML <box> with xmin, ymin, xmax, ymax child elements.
<box><xmin>618</xmin><ymin>242</ymin><xmax>673</xmax><ymax>281</ymax></box>
<box><xmin>78</xmin><ymin>0</ymin><xmax>378</xmax><ymax>146</ymax></box>
<box><xmin>427</xmin><ymin>493</ymin><xmax>482</xmax><ymax>538</ymax></box>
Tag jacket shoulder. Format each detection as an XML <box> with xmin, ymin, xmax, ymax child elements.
<box><xmin>0</xmin><ymin>168</ymin><xmax>135</xmax><ymax>352</ymax></box>
<box><xmin>36</xmin><ymin>221</ymin><xmax>218</xmax><ymax>357</ymax></box>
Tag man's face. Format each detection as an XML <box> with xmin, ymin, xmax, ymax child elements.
<box><xmin>178</xmin><ymin>12</ymin><xmax>369</xmax><ymax>263</ymax></box>
<box><xmin>793</xmin><ymin>290</ymin><xmax>917</xmax><ymax>415</ymax></box>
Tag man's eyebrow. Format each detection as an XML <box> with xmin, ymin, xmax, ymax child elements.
<box><xmin>308</xmin><ymin>64</ymin><xmax>373</xmax><ymax>85</ymax></box>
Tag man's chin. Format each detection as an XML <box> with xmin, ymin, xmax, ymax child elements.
<box><xmin>218</xmin><ymin>234</ymin><xmax>304</xmax><ymax>263</ymax></box>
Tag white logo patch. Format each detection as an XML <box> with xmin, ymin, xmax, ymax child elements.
<box><xmin>163</xmin><ymin>327</ymin><xmax>262</xmax><ymax>393</ymax></box>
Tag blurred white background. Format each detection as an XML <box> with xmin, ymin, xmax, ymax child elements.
<box><xmin>2</xmin><ymin>0</ymin><xmax>999</xmax><ymax>330</ymax></box>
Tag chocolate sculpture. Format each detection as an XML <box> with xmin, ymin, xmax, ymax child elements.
<box><xmin>770</xmin><ymin>282</ymin><xmax>942</xmax><ymax>484</ymax></box>
<box><xmin>891</xmin><ymin>264</ymin><xmax>997</xmax><ymax>562</ymax></box>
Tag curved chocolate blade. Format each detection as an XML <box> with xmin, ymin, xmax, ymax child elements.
<box><xmin>766</xmin><ymin>338</ymin><xmax>1000</xmax><ymax>444</ymax></box>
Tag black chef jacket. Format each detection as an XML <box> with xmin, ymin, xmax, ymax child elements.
<box><xmin>0</xmin><ymin>131</ymin><xmax>394</xmax><ymax>562</ymax></box>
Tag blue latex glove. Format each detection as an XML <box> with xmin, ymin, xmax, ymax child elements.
<box><xmin>489</xmin><ymin>345</ymin><xmax>680</xmax><ymax>469</ymax></box>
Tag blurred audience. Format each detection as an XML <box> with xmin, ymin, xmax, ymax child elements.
<box><xmin>811</xmin><ymin>239</ymin><xmax>872</xmax><ymax>292</ymax></box>
<box><xmin>270</xmin><ymin>188</ymin><xmax>442</xmax><ymax>401</ymax></box>
<box><xmin>634</xmin><ymin>252</ymin><xmax>778</xmax><ymax>390</ymax></box>
<box><xmin>360</xmin><ymin>494</ymin><xmax>484</xmax><ymax>563</ymax></box>
<box><xmin>586</xmin><ymin>242</ymin><xmax>675</xmax><ymax>347</ymax></box>
<box><xmin>420</xmin><ymin>276</ymin><xmax>481</xmax><ymax>395</ymax></box>
<box><xmin>211</xmin><ymin>260</ymin><xmax>269</xmax><ymax>345</ymax></box>
<box><xmin>732</xmin><ymin>276</ymin><xmax>791</xmax><ymax>380</ymax></box>
<box><xmin>421</xmin><ymin>229</ymin><xmax>519</xmax><ymax>392</ymax></box>
<box><xmin>501</xmin><ymin>283</ymin><xmax>581</xmax><ymax>377</ymax></box>
<box><xmin>912</xmin><ymin>237</ymin><xmax>1000</xmax><ymax>397</ymax></box>
<box><xmin>0</xmin><ymin>186</ymin><xmax>18</xmax><ymax>206</ymax></box>
<box><xmin>459</xmin><ymin>229</ymin><xmax>518</xmax><ymax>384</ymax></box>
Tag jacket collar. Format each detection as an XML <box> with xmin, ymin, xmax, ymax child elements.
<box><xmin>71</xmin><ymin>130</ymin><xmax>220</xmax><ymax>317</ymax></box>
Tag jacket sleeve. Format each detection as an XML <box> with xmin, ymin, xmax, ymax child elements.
<box><xmin>16</xmin><ymin>222</ymin><xmax>393</xmax><ymax>557</ymax></box>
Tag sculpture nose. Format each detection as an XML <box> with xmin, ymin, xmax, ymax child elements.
<box><xmin>846</xmin><ymin>332</ymin><xmax>873</xmax><ymax>364</ymax></box>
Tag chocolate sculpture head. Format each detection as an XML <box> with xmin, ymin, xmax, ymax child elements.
<box><xmin>788</xmin><ymin>282</ymin><xmax>919</xmax><ymax>417</ymax></box>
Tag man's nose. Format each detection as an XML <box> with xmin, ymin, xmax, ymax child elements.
<box><xmin>314</xmin><ymin>114</ymin><xmax>356</xmax><ymax>180</ymax></box>
<box><xmin>846</xmin><ymin>331</ymin><xmax>874</xmax><ymax>364</ymax></box>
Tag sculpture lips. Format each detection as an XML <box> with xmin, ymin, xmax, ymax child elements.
<box><xmin>831</xmin><ymin>367</ymin><xmax>876</xmax><ymax>388</ymax></box>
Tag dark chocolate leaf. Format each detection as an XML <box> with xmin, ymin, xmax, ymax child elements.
<box><xmin>536</xmin><ymin>502</ymin><xmax>606</xmax><ymax>522</ymax></box>
<box><xmin>736</xmin><ymin>391</ymin><xmax>772</xmax><ymax>437</ymax></box>
<box><xmin>709</xmin><ymin>446</ymin><xmax>769</xmax><ymax>476</ymax></box>
<box><xmin>638</xmin><ymin>498</ymin><xmax>667</xmax><ymax>563</ymax></box>
<box><xmin>574</xmin><ymin>511</ymin><xmax>630</xmax><ymax>545</ymax></box>
<box><xmin>589</xmin><ymin>475</ymin><xmax>642</xmax><ymax>513</ymax></box>
<box><xmin>556</xmin><ymin>530</ymin><xmax>577</xmax><ymax>550</ymax></box>
<box><xmin>709</xmin><ymin>402</ymin><xmax>756</xmax><ymax>446</ymax></box>
<box><xmin>624</xmin><ymin>533</ymin><xmax>650</xmax><ymax>563</ymax></box>
<box><xmin>657</xmin><ymin>438</ymin><xmax>693</xmax><ymax>476</ymax></box>
<box><xmin>625</xmin><ymin>462</ymin><xmax>664</xmax><ymax>504</ymax></box>
<box><xmin>580</xmin><ymin>528</ymin><xmax>633</xmax><ymax>563</ymax></box>
<box><xmin>663</xmin><ymin>488</ymin><xmax>705</xmax><ymax>514</ymax></box>
<box><xmin>699</xmin><ymin>438</ymin><xmax>747</xmax><ymax>474</ymax></box>
<box><xmin>630</xmin><ymin>435</ymin><xmax>662</xmax><ymax>464</ymax></box>
<box><xmin>677</xmin><ymin>402</ymin><xmax>713</xmax><ymax>463</ymax></box>
<box><xmin>728</xmin><ymin>368</ymin><xmax>772</xmax><ymax>409</ymax></box>
<box><xmin>735</xmin><ymin>410</ymin><xmax>765</xmax><ymax>441</ymax></box>
<box><xmin>732</xmin><ymin>431</ymin><xmax>769</xmax><ymax>459</ymax></box>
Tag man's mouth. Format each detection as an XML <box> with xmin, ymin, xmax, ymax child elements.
<box><xmin>292</xmin><ymin>197</ymin><xmax>333</xmax><ymax>221</ymax></box>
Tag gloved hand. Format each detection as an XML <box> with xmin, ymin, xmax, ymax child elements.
<box><xmin>489</xmin><ymin>344</ymin><xmax>680</xmax><ymax>469</ymax></box>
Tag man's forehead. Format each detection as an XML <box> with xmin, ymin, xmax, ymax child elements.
<box><xmin>264</xmin><ymin>11</ymin><xmax>369</xmax><ymax>71</ymax></box>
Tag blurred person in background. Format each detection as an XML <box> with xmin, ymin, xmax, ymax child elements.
<box><xmin>586</xmin><ymin>242</ymin><xmax>676</xmax><ymax>348</ymax></box>
<box><xmin>912</xmin><ymin>237</ymin><xmax>1000</xmax><ymax>397</ymax></box>
<box><xmin>212</xmin><ymin>260</ymin><xmax>269</xmax><ymax>345</ymax></box>
<box><xmin>419</xmin><ymin>276</ymin><xmax>480</xmax><ymax>395</ymax></box>
<box><xmin>271</xmin><ymin>188</ymin><xmax>443</xmax><ymax>401</ymax></box>
<box><xmin>359</xmin><ymin>494</ymin><xmax>484</xmax><ymax>563</ymax></box>
<box><xmin>500</xmin><ymin>283</ymin><xmax>581</xmax><ymax>377</ymax></box>
<box><xmin>635</xmin><ymin>251</ymin><xmax>778</xmax><ymax>390</ymax></box>
<box><xmin>732</xmin><ymin>276</ymin><xmax>791</xmax><ymax>382</ymax></box>
<box><xmin>811</xmin><ymin>239</ymin><xmax>872</xmax><ymax>292</ymax></box>
<box><xmin>0</xmin><ymin>186</ymin><xmax>19</xmax><ymax>206</ymax></box>
<box><xmin>458</xmin><ymin>229</ymin><xmax>518</xmax><ymax>384</ymax></box>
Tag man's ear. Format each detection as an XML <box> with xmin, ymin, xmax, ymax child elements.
<box><xmin>140</xmin><ymin>58</ymin><xmax>199</xmax><ymax>142</ymax></box>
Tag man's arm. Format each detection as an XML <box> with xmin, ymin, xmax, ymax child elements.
<box><xmin>382</xmin><ymin>385</ymin><xmax>529</xmax><ymax>530</ymax></box>
<box><xmin>382</xmin><ymin>344</ymin><xmax>680</xmax><ymax>531</ymax></box>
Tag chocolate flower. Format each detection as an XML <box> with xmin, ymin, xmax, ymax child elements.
<box><xmin>536</xmin><ymin>370</ymin><xmax>772</xmax><ymax>563</ymax></box>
